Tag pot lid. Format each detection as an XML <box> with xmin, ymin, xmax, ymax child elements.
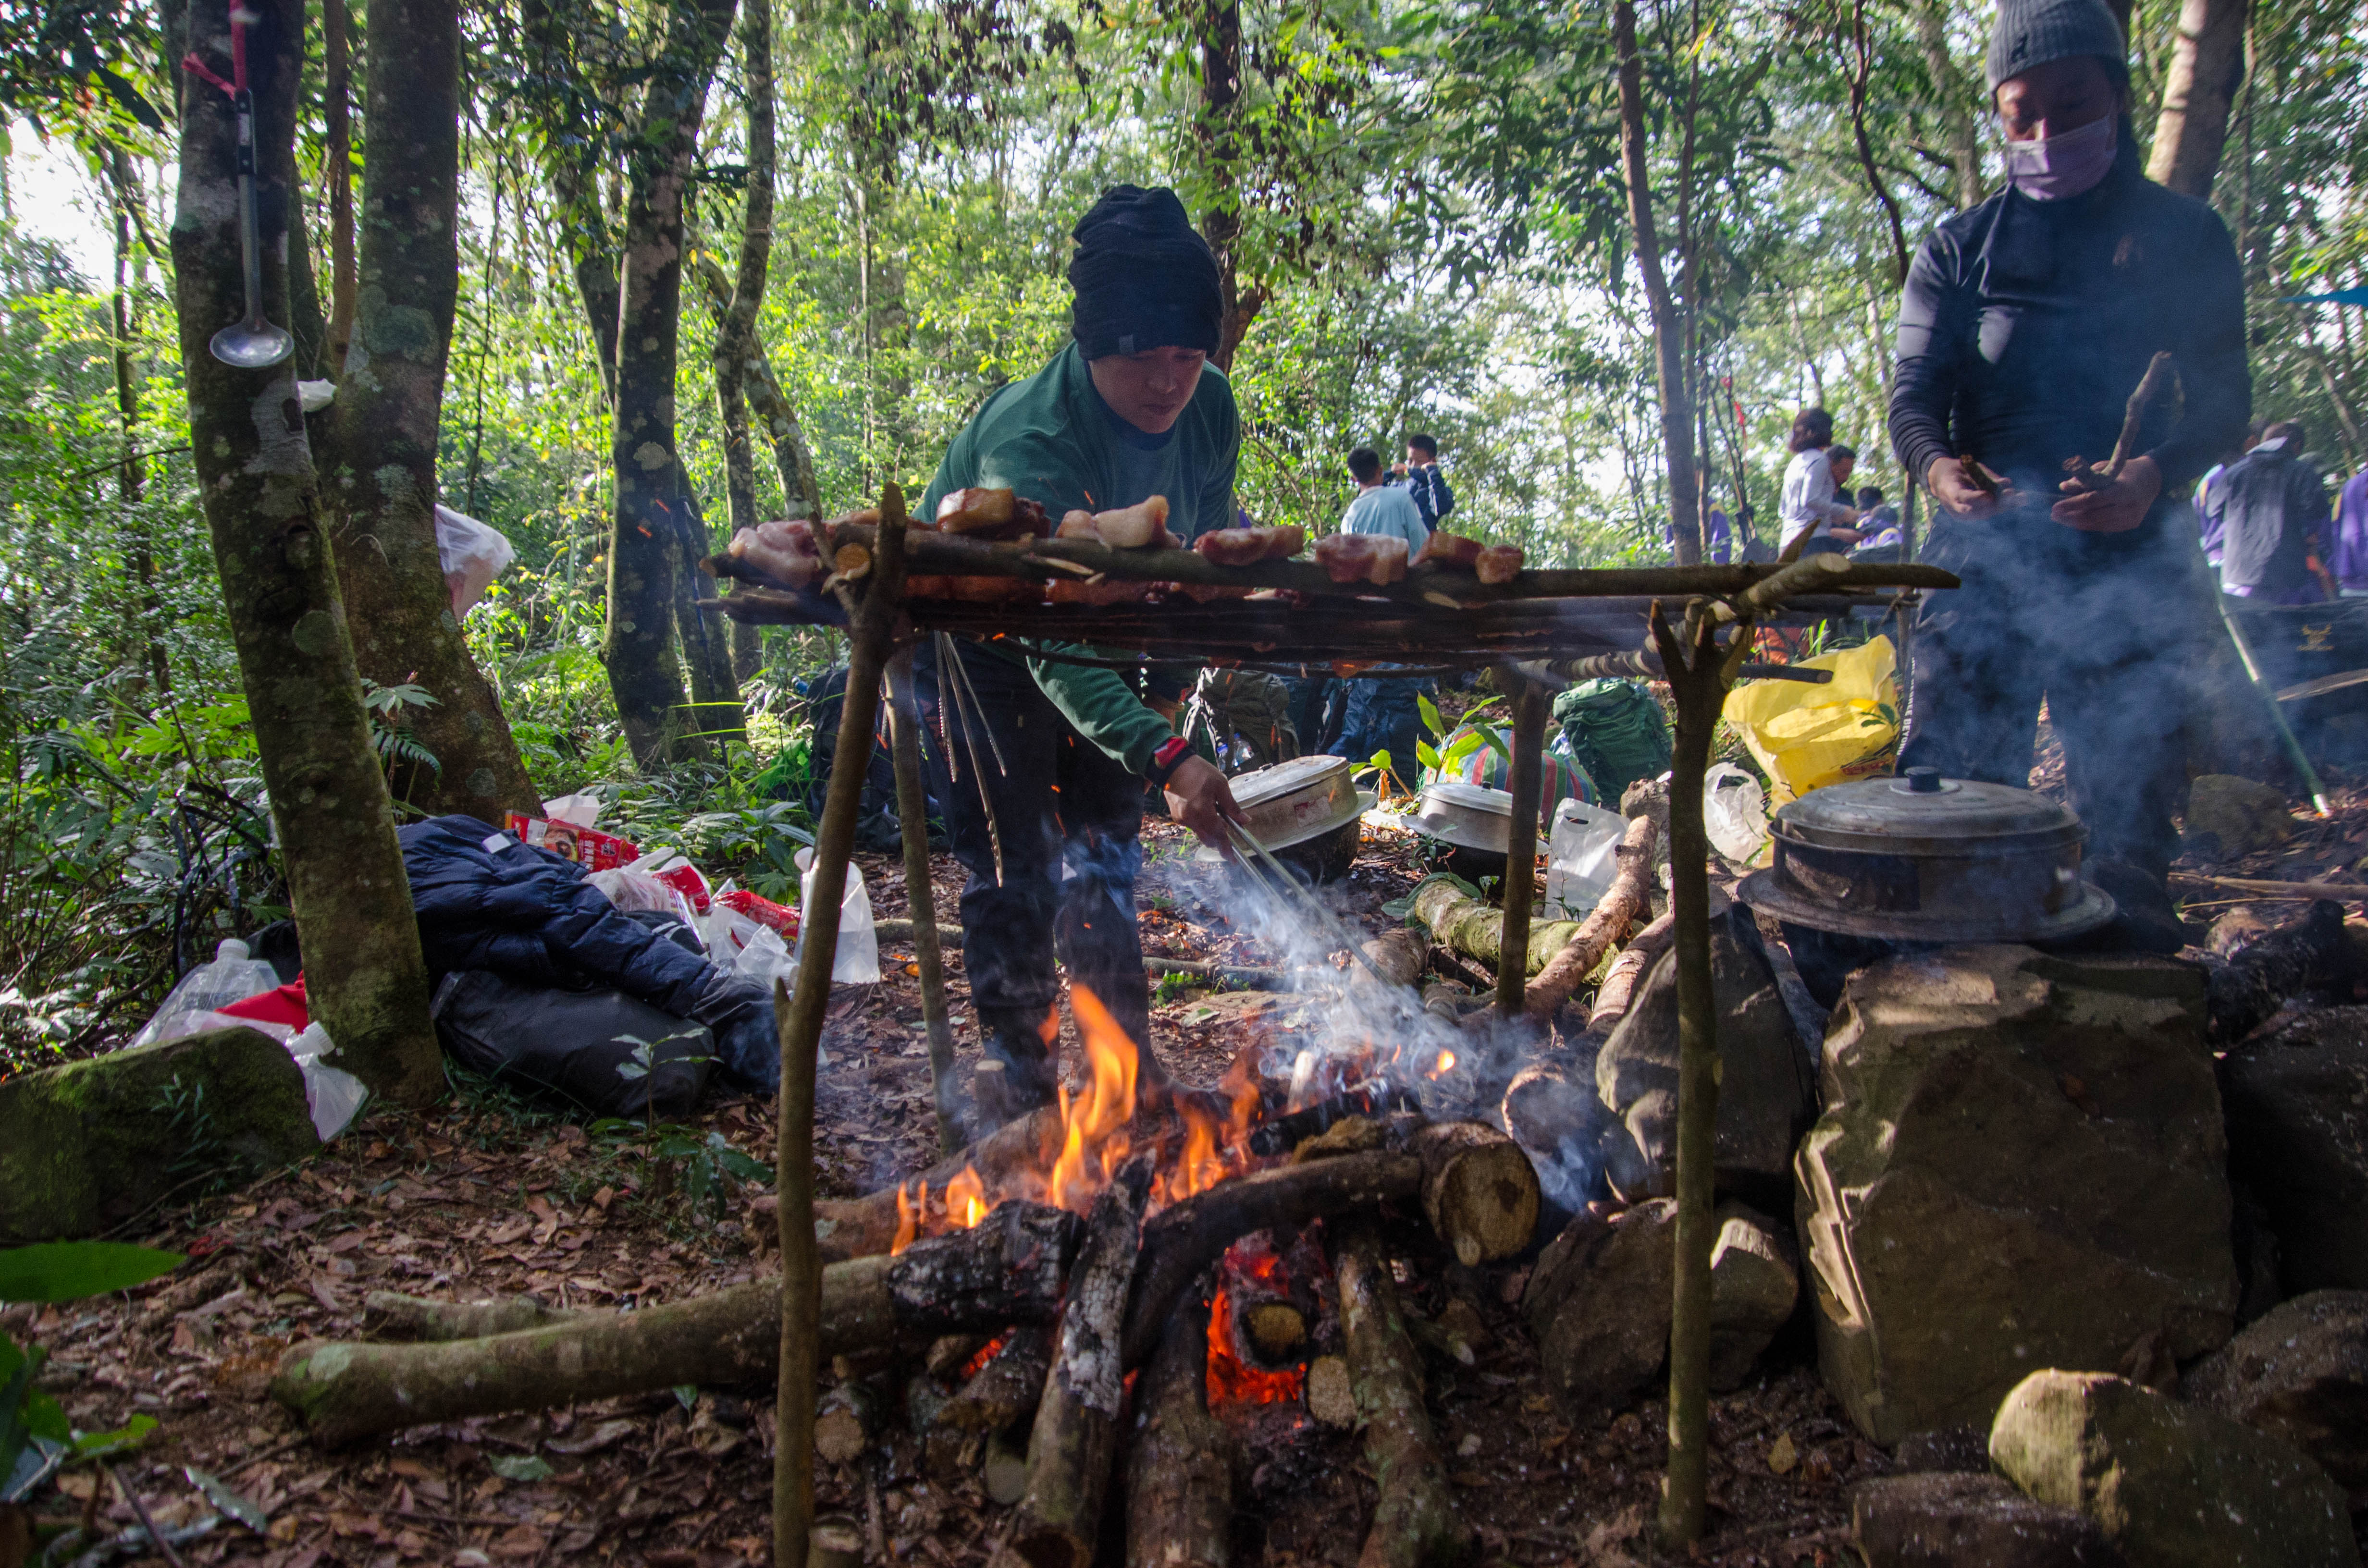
<box><xmin>1230</xmin><ymin>754</ymin><xmax>1353</xmax><ymax>812</ymax></box>
<box><xmin>1772</xmin><ymin>767</ymin><xmax>2084</xmax><ymax>856</ymax></box>
<box><xmin>1419</xmin><ymin>782</ymin><xmax>1513</xmax><ymax>817</ymax></box>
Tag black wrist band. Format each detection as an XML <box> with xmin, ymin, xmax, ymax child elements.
<box><xmin>1144</xmin><ymin>736</ymin><xmax>1192</xmax><ymax>789</ymax></box>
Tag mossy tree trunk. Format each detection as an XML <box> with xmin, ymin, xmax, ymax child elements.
<box><xmin>169</xmin><ymin>0</ymin><xmax>442</xmax><ymax>1108</ymax></box>
<box><xmin>602</xmin><ymin>0</ymin><xmax>739</xmax><ymax>769</ymax></box>
<box><xmin>711</xmin><ymin>0</ymin><xmax>778</xmax><ymax>684</ymax></box>
<box><xmin>323</xmin><ymin>0</ymin><xmax>541</xmax><ymax>823</ymax></box>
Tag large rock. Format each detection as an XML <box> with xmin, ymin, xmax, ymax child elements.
<box><xmin>1850</xmin><ymin>1472</ymin><xmax>2124</xmax><ymax>1567</ymax></box>
<box><xmin>0</xmin><ymin>1027</ymin><xmax>319</xmax><ymax>1243</ymax></box>
<box><xmin>1523</xmin><ymin>1199</ymin><xmax>1675</xmax><ymax>1416</ymax></box>
<box><xmin>1796</xmin><ymin>946</ymin><xmax>2237</xmax><ymax>1443</ymax></box>
<box><xmin>2184</xmin><ymin>1289</ymin><xmax>2368</xmax><ymax>1502</ymax></box>
<box><xmin>1596</xmin><ymin>906</ymin><xmax>1814</xmax><ymax>1207</ymax></box>
<box><xmin>1707</xmin><ymin>1200</ymin><xmax>1798</xmax><ymax>1391</ymax></box>
<box><xmin>2182</xmin><ymin>774</ymin><xmax>2296</xmax><ymax>860</ymax></box>
<box><xmin>1989</xmin><ymin>1370</ymin><xmax>2356</xmax><ymax>1568</ymax></box>
<box><xmin>2220</xmin><ymin>1006</ymin><xmax>2368</xmax><ymax>1294</ymax></box>
<box><xmin>1522</xmin><ymin>1196</ymin><xmax>1801</xmax><ymax>1411</ymax></box>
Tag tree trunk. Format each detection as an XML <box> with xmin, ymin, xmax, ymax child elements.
<box><xmin>1614</xmin><ymin>0</ymin><xmax>1701</xmax><ymax>566</ymax></box>
<box><xmin>1125</xmin><ymin>1289</ymin><xmax>1232</xmax><ymax>1568</ymax></box>
<box><xmin>604</xmin><ymin>0</ymin><xmax>739</xmax><ymax>769</ymax></box>
<box><xmin>713</xmin><ymin>0</ymin><xmax>778</xmax><ymax>684</ymax></box>
<box><xmin>1914</xmin><ymin>0</ymin><xmax>1984</xmax><ymax>210</ymax></box>
<box><xmin>2146</xmin><ymin>0</ymin><xmax>2248</xmax><ymax>198</ymax></box>
<box><xmin>169</xmin><ymin>0</ymin><xmax>442</xmax><ymax>1108</ymax></box>
<box><xmin>666</xmin><ymin>486</ymin><xmax>746</xmax><ymax>746</ymax></box>
<box><xmin>1196</xmin><ymin>0</ymin><xmax>1264</xmax><ymax>374</ymax></box>
<box><xmin>323</xmin><ymin>0</ymin><xmax>356</xmax><ymax>370</ymax></box>
<box><xmin>323</xmin><ymin>0</ymin><xmax>541</xmax><ymax>824</ymax></box>
<box><xmin>107</xmin><ymin>149</ymin><xmax>169</xmax><ymax>701</ymax></box>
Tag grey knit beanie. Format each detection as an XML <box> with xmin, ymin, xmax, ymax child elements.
<box><xmin>1985</xmin><ymin>0</ymin><xmax>2126</xmax><ymax>90</ymax></box>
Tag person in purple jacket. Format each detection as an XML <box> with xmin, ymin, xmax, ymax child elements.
<box><xmin>2331</xmin><ymin>465</ymin><xmax>2368</xmax><ymax>596</ymax></box>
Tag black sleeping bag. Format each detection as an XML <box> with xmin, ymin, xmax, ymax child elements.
<box><xmin>396</xmin><ymin>815</ymin><xmax>780</xmax><ymax>1096</ymax></box>
<box><xmin>432</xmin><ymin>971</ymin><xmax>715</xmax><ymax>1120</ymax></box>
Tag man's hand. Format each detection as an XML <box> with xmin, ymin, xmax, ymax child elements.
<box><xmin>1927</xmin><ymin>454</ymin><xmax>2005</xmax><ymax>519</ymax></box>
<box><xmin>2052</xmin><ymin>453</ymin><xmax>2161</xmax><ymax>533</ymax></box>
<box><xmin>1163</xmin><ymin>756</ymin><xmax>1248</xmax><ymax>853</ymax></box>
<box><xmin>1828</xmin><ymin>526</ymin><xmax>1866</xmax><ymax>547</ymax></box>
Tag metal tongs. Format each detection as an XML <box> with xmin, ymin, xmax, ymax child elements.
<box><xmin>1221</xmin><ymin>820</ymin><xmax>1397</xmax><ymax>992</ymax></box>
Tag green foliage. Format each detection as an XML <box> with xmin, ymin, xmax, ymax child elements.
<box><xmin>0</xmin><ymin>1240</ymin><xmax>178</xmax><ymax>1497</ymax></box>
<box><xmin>0</xmin><ymin>1242</ymin><xmax>182</xmax><ymax>1304</ymax></box>
<box><xmin>588</xmin><ymin>1118</ymin><xmax>773</xmax><ymax>1224</ymax></box>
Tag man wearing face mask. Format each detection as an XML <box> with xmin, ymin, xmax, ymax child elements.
<box><xmin>915</xmin><ymin>184</ymin><xmax>1247</xmax><ymax>1126</ymax></box>
<box><xmin>1888</xmin><ymin>0</ymin><xmax>2248</xmax><ymax>939</ymax></box>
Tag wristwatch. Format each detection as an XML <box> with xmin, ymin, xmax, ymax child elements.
<box><xmin>1143</xmin><ymin>735</ymin><xmax>1193</xmax><ymax>790</ymax></box>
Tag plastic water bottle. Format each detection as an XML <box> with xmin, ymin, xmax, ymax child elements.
<box><xmin>128</xmin><ymin>939</ymin><xmax>283</xmax><ymax>1049</ymax></box>
<box><xmin>1545</xmin><ymin>798</ymin><xmax>1628</xmax><ymax>918</ymax></box>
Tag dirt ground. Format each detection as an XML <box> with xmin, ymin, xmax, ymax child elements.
<box><xmin>18</xmin><ymin>738</ymin><xmax>2368</xmax><ymax>1568</ymax></box>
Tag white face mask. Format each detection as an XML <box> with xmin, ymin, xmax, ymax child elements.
<box><xmin>2001</xmin><ymin>113</ymin><xmax>2118</xmax><ymax>200</ymax></box>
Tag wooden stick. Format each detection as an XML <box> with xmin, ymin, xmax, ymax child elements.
<box><xmin>1334</xmin><ymin>1219</ymin><xmax>1467</xmax><ymax>1568</ymax></box>
<box><xmin>885</xmin><ymin>646</ymin><xmax>964</xmax><ymax>1153</ymax></box>
<box><xmin>2170</xmin><ymin>872</ymin><xmax>2368</xmax><ymax>903</ymax></box>
<box><xmin>1125</xmin><ymin>1286</ymin><xmax>1232</xmax><ymax>1568</ymax></box>
<box><xmin>937</xmin><ymin>1323</ymin><xmax>1056</xmax><ymax>1435</ymax></box>
<box><xmin>1587</xmin><ymin>912</ymin><xmax>1674</xmax><ymax>1032</ymax></box>
<box><xmin>269</xmin><ymin>1203</ymin><xmax>1083</xmax><ymax>1445</ymax></box>
<box><xmin>361</xmin><ymin>1291</ymin><xmax>574</xmax><ymax>1341</ymax></box>
<box><xmin>1008</xmin><ymin>1155</ymin><xmax>1155</xmax><ymax>1568</ymax></box>
<box><xmin>1648</xmin><ymin>603</ymin><xmax>1724</xmax><ymax>1548</ymax></box>
<box><xmin>1522</xmin><ymin>815</ymin><xmax>1660</xmax><ymax>1020</ymax></box>
<box><xmin>1495</xmin><ymin>673</ymin><xmax>1550</xmax><ymax>1013</ymax></box>
<box><xmin>776</xmin><ymin>484</ymin><xmax>909</xmax><ymax>1568</ymax></box>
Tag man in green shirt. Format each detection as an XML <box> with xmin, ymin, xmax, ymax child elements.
<box><xmin>917</xmin><ymin>185</ymin><xmax>1247</xmax><ymax>1125</ymax></box>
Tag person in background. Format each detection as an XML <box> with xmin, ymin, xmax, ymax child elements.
<box><xmin>1666</xmin><ymin>505</ymin><xmax>1733</xmax><ymax>562</ymax></box>
<box><xmin>2207</xmin><ymin>419</ymin><xmax>2333</xmax><ymax>603</ymax></box>
<box><xmin>2332</xmin><ymin>462</ymin><xmax>2368</xmax><ymax>596</ymax></box>
<box><xmin>1329</xmin><ymin>446</ymin><xmax>1432</xmax><ymax>784</ymax></box>
<box><xmin>1391</xmin><ymin>433</ymin><xmax>1456</xmax><ymax>533</ymax></box>
<box><xmin>1888</xmin><ymin>0</ymin><xmax>2249</xmax><ymax>936</ymax></box>
<box><xmin>1858</xmin><ymin>485</ymin><xmax>1900</xmax><ymax>532</ymax></box>
<box><xmin>914</xmin><ymin>184</ymin><xmax>1249</xmax><ymax>1125</ymax></box>
<box><xmin>1779</xmin><ymin>409</ymin><xmax>1863</xmax><ymax>552</ymax></box>
<box><xmin>1850</xmin><ymin>485</ymin><xmax>1905</xmax><ymax>559</ymax></box>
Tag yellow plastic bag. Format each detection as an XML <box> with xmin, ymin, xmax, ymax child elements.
<box><xmin>1722</xmin><ymin>636</ymin><xmax>1899</xmax><ymax>805</ymax></box>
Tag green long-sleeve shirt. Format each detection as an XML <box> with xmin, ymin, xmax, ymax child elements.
<box><xmin>919</xmin><ymin>342</ymin><xmax>1240</xmax><ymax>773</ymax></box>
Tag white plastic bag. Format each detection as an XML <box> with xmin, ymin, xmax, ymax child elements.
<box><xmin>1545</xmin><ymin>797</ymin><xmax>1628</xmax><ymax>917</ymax></box>
<box><xmin>794</xmin><ymin>847</ymin><xmax>881</xmax><ymax>985</ymax></box>
<box><xmin>1704</xmin><ymin>762</ymin><xmax>1770</xmax><ymax>865</ymax></box>
<box><xmin>435</xmin><ymin>503</ymin><xmax>515</xmax><ymax>618</ymax></box>
<box><xmin>128</xmin><ymin>939</ymin><xmax>282</xmax><ymax>1050</ymax></box>
<box><xmin>540</xmin><ymin>792</ymin><xmax>603</xmax><ymax>828</ymax></box>
<box><xmin>286</xmin><ymin>1022</ymin><xmax>367</xmax><ymax>1140</ymax></box>
<box><xmin>587</xmin><ymin>866</ymin><xmax>695</xmax><ymax>922</ymax></box>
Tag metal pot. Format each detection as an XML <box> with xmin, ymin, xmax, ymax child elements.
<box><xmin>1231</xmin><ymin>755</ymin><xmax>1362</xmax><ymax>853</ymax></box>
<box><xmin>1411</xmin><ymin>782</ymin><xmax>1518</xmax><ymax>855</ymax></box>
<box><xmin>1736</xmin><ymin>767</ymin><xmax>2115</xmax><ymax>942</ymax></box>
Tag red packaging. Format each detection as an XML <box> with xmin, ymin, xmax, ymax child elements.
<box><xmin>221</xmin><ymin>976</ymin><xmax>310</xmax><ymax>1032</ymax></box>
<box><xmin>716</xmin><ymin>887</ymin><xmax>799</xmax><ymax>940</ymax></box>
<box><xmin>652</xmin><ymin>862</ymin><xmax>712</xmax><ymax>913</ymax></box>
<box><xmin>505</xmin><ymin>812</ymin><xmax>642</xmax><ymax>870</ymax></box>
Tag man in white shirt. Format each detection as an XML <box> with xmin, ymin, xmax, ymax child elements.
<box><xmin>1779</xmin><ymin>410</ymin><xmax>1864</xmax><ymax>551</ymax></box>
<box><xmin>1328</xmin><ymin>447</ymin><xmax>1431</xmax><ymax>781</ymax></box>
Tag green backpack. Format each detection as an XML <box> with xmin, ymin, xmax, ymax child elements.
<box><xmin>1551</xmin><ymin>679</ymin><xmax>1672</xmax><ymax>802</ymax></box>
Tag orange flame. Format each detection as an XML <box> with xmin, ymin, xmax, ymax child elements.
<box><xmin>1206</xmin><ymin>1285</ymin><xmax>1307</xmax><ymax>1407</ymax></box>
<box><xmin>1427</xmin><ymin>1048</ymin><xmax>1456</xmax><ymax>1080</ymax></box>
<box><xmin>946</xmin><ymin>1165</ymin><xmax>988</xmax><ymax>1229</ymax></box>
<box><xmin>1048</xmin><ymin>985</ymin><xmax>1140</xmax><ymax>1213</ymax></box>
<box><xmin>890</xmin><ymin>1178</ymin><xmax>923</xmax><ymax>1255</ymax></box>
<box><xmin>960</xmin><ymin>1330</ymin><xmax>1010</xmax><ymax>1382</ymax></box>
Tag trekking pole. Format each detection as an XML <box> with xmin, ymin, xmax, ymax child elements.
<box><xmin>2217</xmin><ymin>596</ymin><xmax>2334</xmax><ymax>817</ymax></box>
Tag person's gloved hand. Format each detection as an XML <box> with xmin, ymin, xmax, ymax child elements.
<box><xmin>688</xmin><ymin>968</ymin><xmax>780</xmax><ymax>1090</ymax></box>
<box><xmin>1162</xmin><ymin>755</ymin><xmax>1249</xmax><ymax>855</ymax></box>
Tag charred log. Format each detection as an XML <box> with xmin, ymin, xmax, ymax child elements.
<box><xmin>937</xmin><ymin>1325</ymin><xmax>1055</xmax><ymax>1435</ymax></box>
<box><xmin>1008</xmin><ymin>1155</ymin><xmax>1155</xmax><ymax>1568</ymax></box>
<box><xmin>1124</xmin><ymin>1288</ymin><xmax>1233</xmax><ymax>1568</ymax></box>
<box><xmin>271</xmin><ymin>1202</ymin><xmax>1082</xmax><ymax>1445</ymax></box>
<box><xmin>2206</xmin><ymin>899</ymin><xmax>2348</xmax><ymax>1041</ymax></box>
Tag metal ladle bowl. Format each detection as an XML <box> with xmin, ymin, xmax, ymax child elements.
<box><xmin>208</xmin><ymin>89</ymin><xmax>294</xmax><ymax>371</ymax></box>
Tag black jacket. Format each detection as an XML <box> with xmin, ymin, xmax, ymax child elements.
<box><xmin>1888</xmin><ymin>133</ymin><xmax>2249</xmax><ymax>572</ymax></box>
<box><xmin>2209</xmin><ymin>440</ymin><xmax>2330</xmax><ymax>596</ymax></box>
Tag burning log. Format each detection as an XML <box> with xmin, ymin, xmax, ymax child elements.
<box><xmin>815</xmin><ymin>1104</ymin><xmax>1068</xmax><ymax>1259</ymax></box>
<box><xmin>1245</xmin><ymin>1083</ymin><xmax>1421</xmax><ymax>1158</ymax></box>
<box><xmin>1220</xmin><ymin>1230</ymin><xmax>1313</xmax><ymax>1363</ymax></box>
<box><xmin>1124</xmin><ymin>1288</ymin><xmax>1233</xmax><ymax>1568</ymax></box>
<box><xmin>2206</xmin><ymin>898</ymin><xmax>2351</xmax><ymax>1042</ymax></box>
<box><xmin>1520</xmin><ymin>815</ymin><xmax>1659</xmax><ymax>1020</ymax></box>
<box><xmin>1119</xmin><ymin>1121</ymin><xmax>1540</xmax><ymax>1367</ymax></box>
<box><xmin>269</xmin><ymin>1201</ymin><xmax>1083</xmax><ymax>1446</ymax></box>
<box><xmin>938</xmin><ymin>1325</ymin><xmax>1055</xmax><ymax>1435</ymax></box>
<box><xmin>1333</xmin><ymin>1217</ymin><xmax>1468</xmax><ymax>1568</ymax></box>
<box><xmin>1008</xmin><ymin>1155</ymin><xmax>1156</xmax><ymax>1568</ymax></box>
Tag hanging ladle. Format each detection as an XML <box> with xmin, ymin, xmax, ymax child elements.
<box><xmin>207</xmin><ymin>82</ymin><xmax>293</xmax><ymax>368</ymax></box>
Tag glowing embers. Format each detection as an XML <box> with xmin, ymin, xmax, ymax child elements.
<box><xmin>1206</xmin><ymin>1230</ymin><xmax>1324</xmax><ymax>1410</ymax></box>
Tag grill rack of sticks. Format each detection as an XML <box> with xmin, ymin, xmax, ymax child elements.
<box><xmin>690</xmin><ymin>492</ymin><xmax>1958</xmax><ymax>1554</ymax></box>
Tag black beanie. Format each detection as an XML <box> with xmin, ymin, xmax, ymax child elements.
<box><xmin>1067</xmin><ymin>185</ymin><xmax>1223</xmax><ymax>360</ymax></box>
